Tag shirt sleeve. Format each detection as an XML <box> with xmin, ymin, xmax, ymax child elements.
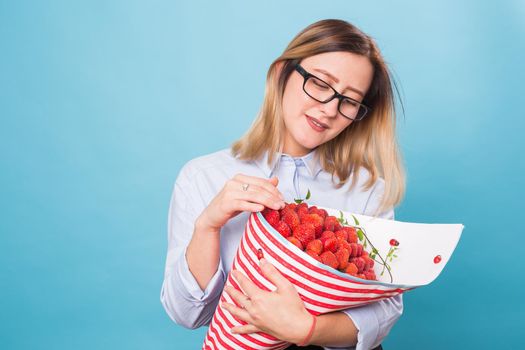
<box><xmin>325</xmin><ymin>177</ymin><xmax>402</xmax><ymax>350</ymax></box>
<box><xmin>160</xmin><ymin>164</ymin><xmax>226</xmax><ymax>329</ymax></box>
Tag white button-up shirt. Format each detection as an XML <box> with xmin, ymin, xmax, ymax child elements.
<box><xmin>160</xmin><ymin>147</ymin><xmax>403</xmax><ymax>350</ymax></box>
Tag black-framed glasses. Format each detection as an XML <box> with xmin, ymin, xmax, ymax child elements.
<box><xmin>294</xmin><ymin>63</ymin><xmax>370</xmax><ymax>121</ymax></box>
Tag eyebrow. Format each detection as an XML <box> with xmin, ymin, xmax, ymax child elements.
<box><xmin>312</xmin><ymin>68</ymin><xmax>365</xmax><ymax>97</ymax></box>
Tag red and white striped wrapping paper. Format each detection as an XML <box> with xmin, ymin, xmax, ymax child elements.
<box><xmin>202</xmin><ymin>211</ymin><xmax>415</xmax><ymax>350</ymax></box>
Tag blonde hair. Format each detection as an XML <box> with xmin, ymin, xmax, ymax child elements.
<box><xmin>231</xmin><ymin>19</ymin><xmax>406</xmax><ymax>215</ymax></box>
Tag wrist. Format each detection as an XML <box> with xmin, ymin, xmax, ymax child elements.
<box><xmin>195</xmin><ymin>215</ymin><xmax>221</xmax><ymax>235</ymax></box>
<box><xmin>292</xmin><ymin>311</ymin><xmax>317</xmax><ymax>346</ymax></box>
<box><xmin>296</xmin><ymin>314</ymin><xmax>317</xmax><ymax>346</ymax></box>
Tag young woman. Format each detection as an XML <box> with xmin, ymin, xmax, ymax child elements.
<box><xmin>160</xmin><ymin>19</ymin><xmax>405</xmax><ymax>350</ymax></box>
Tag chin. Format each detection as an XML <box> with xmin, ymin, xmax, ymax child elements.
<box><xmin>298</xmin><ymin>140</ymin><xmax>320</xmax><ymax>151</ymax></box>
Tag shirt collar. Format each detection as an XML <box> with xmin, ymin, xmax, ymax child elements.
<box><xmin>254</xmin><ymin>148</ymin><xmax>323</xmax><ymax>179</ymax></box>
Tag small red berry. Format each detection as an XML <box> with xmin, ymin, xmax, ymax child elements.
<box><xmin>287</xmin><ymin>236</ymin><xmax>303</xmax><ymax>250</ymax></box>
<box><xmin>320</xmin><ymin>230</ymin><xmax>335</xmax><ymax>244</ymax></box>
<box><xmin>345</xmin><ymin>263</ymin><xmax>358</xmax><ymax>276</ymax></box>
<box><xmin>306</xmin><ymin>239</ymin><xmax>323</xmax><ymax>255</ymax></box>
<box><xmin>320</xmin><ymin>251</ymin><xmax>339</xmax><ymax>269</ymax></box>
<box><xmin>389</xmin><ymin>239</ymin><xmax>399</xmax><ymax>247</ymax></box>
<box><xmin>273</xmin><ymin>221</ymin><xmax>291</xmax><ymax>238</ymax></box>
<box><xmin>324</xmin><ymin>216</ymin><xmax>342</xmax><ymax>232</ymax></box>
<box><xmin>434</xmin><ymin>255</ymin><xmax>442</xmax><ymax>264</ymax></box>
<box><xmin>324</xmin><ymin>237</ymin><xmax>339</xmax><ymax>253</ymax></box>
<box><xmin>293</xmin><ymin>223</ymin><xmax>315</xmax><ymax>247</ymax></box>
<box><xmin>262</xmin><ymin>208</ymin><xmax>280</xmax><ymax>226</ymax></box>
<box><xmin>257</xmin><ymin>249</ymin><xmax>264</xmax><ymax>260</ymax></box>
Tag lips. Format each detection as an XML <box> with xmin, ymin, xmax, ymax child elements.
<box><xmin>306</xmin><ymin>115</ymin><xmax>328</xmax><ymax>131</ymax></box>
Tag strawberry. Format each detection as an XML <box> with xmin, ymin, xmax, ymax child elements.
<box><xmin>262</xmin><ymin>208</ymin><xmax>280</xmax><ymax>227</ymax></box>
<box><xmin>342</xmin><ymin>226</ymin><xmax>358</xmax><ymax>243</ymax></box>
<box><xmin>309</xmin><ymin>206</ymin><xmax>327</xmax><ymax>219</ymax></box>
<box><xmin>284</xmin><ymin>203</ymin><xmax>298</xmax><ymax>212</ymax></box>
<box><xmin>335</xmin><ymin>229</ymin><xmax>348</xmax><ymax>242</ymax></box>
<box><xmin>320</xmin><ymin>251</ymin><xmax>339</xmax><ymax>269</ymax></box>
<box><xmin>306</xmin><ymin>249</ymin><xmax>322</xmax><ymax>262</ymax></box>
<box><xmin>356</xmin><ymin>244</ymin><xmax>363</xmax><ymax>257</ymax></box>
<box><xmin>287</xmin><ymin>236</ymin><xmax>303</xmax><ymax>250</ymax></box>
<box><xmin>323</xmin><ymin>237</ymin><xmax>339</xmax><ymax>253</ymax></box>
<box><xmin>357</xmin><ymin>273</ymin><xmax>366</xmax><ymax>279</ymax></box>
<box><xmin>364</xmin><ymin>270</ymin><xmax>376</xmax><ymax>281</ymax></box>
<box><xmin>349</xmin><ymin>243</ymin><xmax>359</xmax><ymax>258</ymax></box>
<box><xmin>335</xmin><ymin>248</ymin><xmax>350</xmax><ymax>270</ymax></box>
<box><xmin>306</xmin><ymin>239</ymin><xmax>323</xmax><ymax>255</ymax></box>
<box><xmin>337</xmin><ymin>237</ymin><xmax>351</xmax><ymax>252</ymax></box>
<box><xmin>293</xmin><ymin>223</ymin><xmax>315</xmax><ymax>248</ymax></box>
<box><xmin>319</xmin><ymin>230</ymin><xmax>335</xmax><ymax>244</ymax></box>
<box><xmin>296</xmin><ymin>203</ymin><xmax>309</xmax><ymax>217</ymax></box>
<box><xmin>351</xmin><ymin>257</ymin><xmax>366</xmax><ymax>273</ymax></box>
<box><xmin>282</xmin><ymin>209</ymin><xmax>300</xmax><ymax>231</ymax></box>
<box><xmin>345</xmin><ymin>263</ymin><xmax>358</xmax><ymax>276</ymax></box>
<box><xmin>274</xmin><ymin>221</ymin><xmax>291</xmax><ymax>238</ymax></box>
<box><xmin>324</xmin><ymin>216</ymin><xmax>342</xmax><ymax>232</ymax></box>
<box><xmin>301</xmin><ymin>213</ymin><xmax>324</xmax><ymax>237</ymax></box>
<box><xmin>364</xmin><ymin>257</ymin><xmax>374</xmax><ymax>270</ymax></box>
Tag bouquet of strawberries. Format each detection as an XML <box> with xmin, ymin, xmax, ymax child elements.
<box><xmin>202</xmin><ymin>199</ymin><xmax>463</xmax><ymax>350</ymax></box>
<box><xmin>265</xmin><ymin>202</ymin><xmax>382</xmax><ymax>281</ymax></box>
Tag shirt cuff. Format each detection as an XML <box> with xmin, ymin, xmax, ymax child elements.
<box><xmin>175</xmin><ymin>246</ymin><xmax>225</xmax><ymax>304</ymax></box>
<box><xmin>341</xmin><ymin>304</ymin><xmax>380</xmax><ymax>350</ymax></box>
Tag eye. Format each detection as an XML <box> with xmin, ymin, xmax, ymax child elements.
<box><xmin>311</xmin><ymin>78</ymin><xmax>330</xmax><ymax>90</ymax></box>
<box><xmin>341</xmin><ymin>98</ymin><xmax>359</xmax><ymax>108</ymax></box>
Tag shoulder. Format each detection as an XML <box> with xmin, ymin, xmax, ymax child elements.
<box><xmin>353</xmin><ymin>166</ymin><xmax>386</xmax><ymax>193</ymax></box>
<box><xmin>176</xmin><ymin>148</ymin><xmax>246</xmax><ymax>184</ymax></box>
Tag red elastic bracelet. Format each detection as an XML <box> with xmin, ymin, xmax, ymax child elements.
<box><xmin>297</xmin><ymin>314</ymin><xmax>317</xmax><ymax>347</ymax></box>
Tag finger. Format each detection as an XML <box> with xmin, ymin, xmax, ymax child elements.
<box><xmin>232</xmin><ymin>270</ymin><xmax>261</xmax><ymax>298</ymax></box>
<box><xmin>221</xmin><ymin>301</ymin><xmax>253</xmax><ymax>323</ymax></box>
<box><xmin>234</xmin><ymin>200</ymin><xmax>265</xmax><ymax>213</ymax></box>
<box><xmin>233</xmin><ymin>189</ymin><xmax>285</xmax><ymax>211</ymax></box>
<box><xmin>233</xmin><ymin>174</ymin><xmax>284</xmax><ymax>200</ymax></box>
<box><xmin>231</xmin><ymin>324</ymin><xmax>261</xmax><ymax>335</ymax></box>
<box><xmin>259</xmin><ymin>259</ymin><xmax>293</xmax><ymax>292</ymax></box>
<box><xmin>231</xmin><ymin>180</ymin><xmax>284</xmax><ymax>206</ymax></box>
<box><xmin>224</xmin><ymin>285</ymin><xmax>251</xmax><ymax>309</ymax></box>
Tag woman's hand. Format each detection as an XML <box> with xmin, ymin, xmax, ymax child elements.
<box><xmin>221</xmin><ymin>258</ymin><xmax>314</xmax><ymax>345</ymax></box>
<box><xmin>196</xmin><ymin>174</ymin><xmax>285</xmax><ymax>232</ymax></box>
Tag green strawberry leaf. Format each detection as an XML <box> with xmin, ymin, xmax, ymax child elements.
<box><xmin>294</xmin><ymin>199</ymin><xmax>303</xmax><ymax>204</ymax></box>
<box><xmin>352</xmin><ymin>215</ymin><xmax>360</xmax><ymax>225</ymax></box>
<box><xmin>305</xmin><ymin>189</ymin><xmax>311</xmax><ymax>200</ymax></box>
<box><xmin>337</xmin><ymin>211</ymin><xmax>345</xmax><ymax>224</ymax></box>
<box><xmin>357</xmin><ymin>229</ymin><xmax>364</xmax><ymax>241</ymax></box>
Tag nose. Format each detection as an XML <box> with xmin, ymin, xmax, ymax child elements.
<box><xmin>317</xmin><ymin>97</ymin><xmax>340</xmax><ymax>118</ymax></box>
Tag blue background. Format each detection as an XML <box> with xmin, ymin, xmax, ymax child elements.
<box><xmin>1</xmin><ymin>0</ymin><xmax>523</xmax><ymax>349</ymax></box>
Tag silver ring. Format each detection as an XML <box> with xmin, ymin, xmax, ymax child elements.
<box><xmin>242</xmin><ymin>183</ymin><xmax>249</xmax><ymax>191</ymax></box>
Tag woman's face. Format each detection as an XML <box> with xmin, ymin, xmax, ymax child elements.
<box><xmin>281</xmin><ymin>51</ymin><xmax>374</xmax><ymax>157</ymax></box>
